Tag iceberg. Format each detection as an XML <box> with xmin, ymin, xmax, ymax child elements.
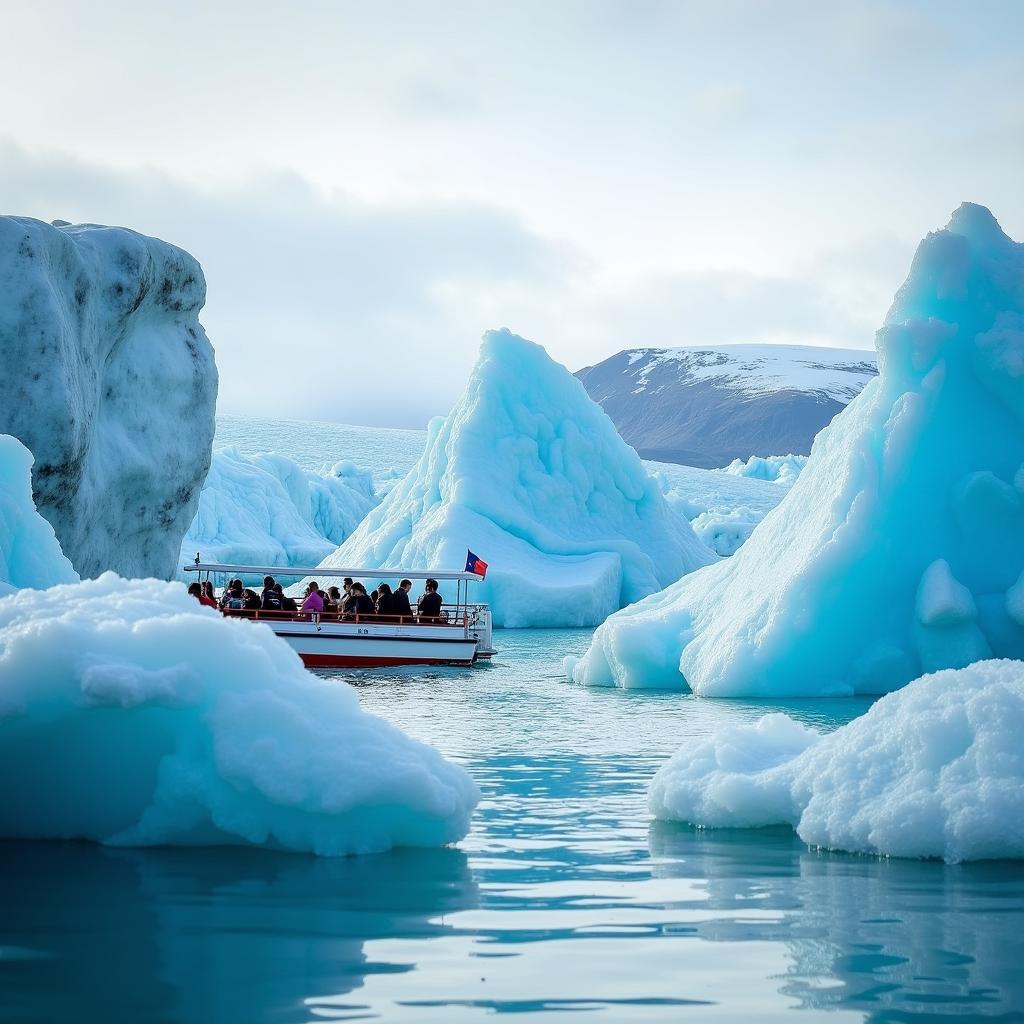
<box><xmin>321</xmin><ymin>330</ymin><xmax>715</xmax><ymax>627</ymax></box>
<box><xmin>0</xmin><ymin>217</ymin><xmax>217</xmax><ymax>579</ymax></box>
<box><xmin>181</xmin><ymin>448</ymin><xmax>378</xmax><ymax>574</ymax></box>
<box><xmin>571</xmin><ymin>204</ymin><xmax>1024</xmax><ymax>693</ymax></box>
<box><xmin>723</xmin><ymin>453</ymin><xmax>807</xmax><ymax>486</ymax></box>
<box><xmin>0</xmin><ymin>435</ymin><xmax>79</xmax><ymax>595</ymax></box>
<box><xmin>0</xmin><ymin>576</ymin><xmax>479</xmax><ymax>854</ymax></box>
<box><xmin>649</xmin><ymin>659</ymin><xmax>1024</xmax><ymax>863</ymax></box>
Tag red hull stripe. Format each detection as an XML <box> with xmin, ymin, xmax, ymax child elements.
<box><xmin>300</xmin><ymin>653</ymin><xmax>475</xmax><ymax>668</ymax></box>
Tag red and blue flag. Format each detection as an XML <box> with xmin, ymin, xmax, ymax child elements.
<box><xmin>465</xmin><ymin>550</ymin><xmax>488</xmax><ymax>578</ymax></box>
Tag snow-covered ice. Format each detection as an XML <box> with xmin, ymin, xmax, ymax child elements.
<box><xmin>649</xmin><ymin>659</ymin><xmax>1024</xmax><ymax>862</ymax></box>
<box><xmin>0</xmin><ymin>575</ymin><xmax>479</xmax><ymax>854</ymax></box>
<box><xmin>624</xmin><ymin>344</ymin><xmax>877</xmax><ymax>401</ymax></box>
<box><xmin>571</xmin><ymin>204</ymin><xmax>1024</xmax><ymax>693</ymax></box>
<box><xmin>321</xmin><ymin>330</ymin><xmax>715</xmax><ymax>627</ymax></box>
<box><xmin>0</xmin><ymin>435</ymin><xmax>78</xmax><ymax>596</ymax></box>
<box><xmin>0</xmin><ymin>217</ymin><xmax>217</xmax><ymax>580</ymax></box>
<box><xmin>181</xmin><ymin>448</ymin><xmax>378</xmax><ymax>574</ymax></box>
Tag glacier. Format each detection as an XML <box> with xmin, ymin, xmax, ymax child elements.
<box><xmin>570</xmin><ymin>203</ymin><xmax>1024</xmax><ymax>693</ymax></box>
<box><xmin>0</xmin><ymin>217</ymin><xmax>217</xmax><ymax>579</ymax></box>
<box><xmin>181</xmin><ymin>448</ymin><xmax>378</xmax><ymax>574</ymax></box>
<box><xmin>319</xmin><ymin>329</ymin><xmax>715</xmax><ymax>627</ymax></box>
<box><xmin>649</xmin><ymin>659</ymin><xmax>1024</xmax><ymax>863</ymax></box>
<box><xmin>0</xmin><ymin>435</ymin><xmax>79</xmax><ymax>595</ymax></box>
<box><xmin>0</xmin><ymin>575</ymin><xmax>479</xmax><ymax>855</ymax></box>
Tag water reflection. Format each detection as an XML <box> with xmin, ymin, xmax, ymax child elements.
<box><xmin>0</xmin><ymin>840</ymin><xmax>477</xmax><ymax>1023</ymax></box>
<box><xmin>649</xmin><ymin>822</ymin><xmax>1024</xmax><ymax>1019</ymax></box>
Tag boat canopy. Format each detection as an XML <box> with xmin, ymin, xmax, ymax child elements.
<box><xmin>183</xmin><ymin>560</ymin><xmax>485</xmax><ymax>582</ymax></box>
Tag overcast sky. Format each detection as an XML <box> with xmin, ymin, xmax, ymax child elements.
<box><xmin>2</xmin><ymin>0</ymin><xmax>1022</xmax><ymax>427</ymax></box>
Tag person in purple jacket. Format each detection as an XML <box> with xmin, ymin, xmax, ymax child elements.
<box><xmin>301</xmin><ymin>581</ymin><xmax>325</xmax><ymax>613</ymax></box>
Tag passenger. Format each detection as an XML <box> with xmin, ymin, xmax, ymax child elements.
<box><xmin>187</xmin><ymin>582</ymin><xmax>204</xmax><ymax>604</ymax></box>
<box><xmin>375</xmin><ymin>582</ymin><xmax>396</xmax><ymax>617</ymax></box>
<box><xmin>301</xmin><ymin>581</ymin><xmax>325</xmax><ymax>614</ymax></box>
<box><xmin>275</xmin><ymin>582</ymin><xmax>298</xmax><ymax>613</ymax></box>
<box><xmin>343</xmin><ymin>577</ymin><xmax>354</xmax><ymax>597</ymax></box>
<box><xmin>343</xmin><ymin>582</ymin><xmax>374</xmax><ymax>619</ymax></box>
<box><xmin>220</xmin><ymin>579</ymin><xmax>246</xmax><ymax>611</ymax></box>
<box><xmin>261</xmin><ymin>577</ymin><xmax>284</xmax><ymax>613</ymax></box>
<box><xmin>198</xmin><ymin>581</ymin><xmax>218</xmax><ymax>609</ymax></box>
<box><xmin>417</xmin><ymin>578</ymin><xmax>443</xmax><ymax>621</ymax></box>
<box><xmin>324</xmin><ymin>586</ymin><xmax>343</xmax><ymax>614</ymax></box>
<box><xmin>370</xmin><ymin>588</ymin><xmax>379</xmax><ymax>605</ymax></box>
<box><xmin>243</xmin><ymin>588</ymin><xmax>262</xmax><ymax>611</ymax></box>
<box><xmin>393</xmin><ymin>578</ymin><xmax>413</xmax><ymax>620</ymax></box>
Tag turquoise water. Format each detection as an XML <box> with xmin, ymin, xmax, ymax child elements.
<box><xmin>3</xmin><ymin>630</ymin><xmax>1023</xmax><ymax>1022</ymax></box>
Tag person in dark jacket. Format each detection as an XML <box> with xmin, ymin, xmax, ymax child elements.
<box><xmin>261</xmin><ymin>575</ymin><xmax>284</xmax><ymax>612</ymax></box>
<box><xmin>343</xmin><ymin>583</ymin><xmax>375</xmax><ymax>619</ymax></box>
<box><xmin>375</xmin><ymin>582</ymin><xmax>396</xmax><ymax>617</ymax></box>
<box><xmin>393</xmin><ymin>579</ymin><xmax>413</xmax><ymax>620</ymax></box>
<box><xmin>417</xmin><ymin>579</ymin><xmax>443</xmax><ymax>620</ymax></box>
<box><xmin>243</xmin><ymin>588</ymin><xmax>262</xmax><ymax>610</ymax></box>
<box><xmin>274</xmin><ymin>582</ymin><xmax>298</xmax><ymax>613</ymax></box>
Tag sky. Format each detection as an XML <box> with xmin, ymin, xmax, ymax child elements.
<box><xmin>2</xmin><ymin>0</ymin><xmax>1022</xmax><ymax>427</ymax></box>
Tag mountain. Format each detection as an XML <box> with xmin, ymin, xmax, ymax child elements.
<box><xmin>576</xmin><ymin>343</ymin><xmax>878</xmax><ymax>468</ymax></box>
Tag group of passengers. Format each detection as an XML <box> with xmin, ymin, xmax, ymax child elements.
<box><xmin>188</xmin><ymin>575</ymin><xmax>446</xmax><ymax>622</ymax></box>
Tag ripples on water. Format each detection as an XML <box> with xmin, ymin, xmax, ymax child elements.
<box><xmin>3</xmin><ymin>629</ymin><xmax>1023</xmax><ymax>1022</ymax></box>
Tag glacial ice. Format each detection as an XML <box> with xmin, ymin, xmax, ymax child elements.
<box><xmin>723</xmin><ymin>453</ymin><xmax>807</xmax><ymax>486</ymax></box>
<box><xmin>0</xmin><ymin>217</ymin><xmax>217</xmax><ymax>579</ymax></box>
<box><xmin>649</xmin><ymin>659</ymin><xmax>1024</xmax><ymax>862</ymax></box>
<box><xmin>181</xmin><ymin>448</ymin><xmax>378</xmax><ymax>574</ymax></box>
<box><xmin>571</xmin><ymin>204</ymin><xmax>1024</xmax><ymax>693</ymax></box>
<box><xmin>321</xmin><ymin>330</ymin><xmax>715</xmax><ymax>626</ymax></box>
<box><xmin>0</xmin><ymin>576</ymin><xmax>479</xmax><ymax>854</ymax></box>
<box><xmin>0</xmin><ymin>435</ymin><xmax>78</xmax><ymax>595</ymax></box>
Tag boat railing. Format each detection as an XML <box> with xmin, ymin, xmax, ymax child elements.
<box><xmin>219</xmin><ymin>607</ymin><xmax>484</xmax><ymax>629</ymax></box>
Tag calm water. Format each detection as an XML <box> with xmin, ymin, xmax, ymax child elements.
<box><xmin>3</xmin><ymin>630</ymin><xmax>1023</xmax><ymax>1023</ymax></box>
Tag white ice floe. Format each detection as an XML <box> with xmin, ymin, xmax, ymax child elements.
<box><xmin>0</xmin><ymin>435</ymin><xmax>79</xmax><ymax>596</ymax></box>
<box><xmin>0</xmin><ymin>575</ymin><xmax>479</xmax><ymax>854</ymax></box>
<box><xmin>0</xmin><ymin>217</ymin><xmax>217</xmax><ymax>579</ymax></box>
<box><xmin>181</xmin><ymin>448</ymin><xmax>379</xmax><ymax>574</ymax></box>
<box><xmin>649</xmin><ymin>659</ymin><xmax>1024</xmax><ymax>862</ymax></box>
<box><xmin>571</xmin><ymin>204</ymin><xmax>1024</xmax><ymax>693</ymax></box>
<box><xmin>321</xmin><ymin>330</ymin><xmax>715</xmax><ymax>627</ymax></box>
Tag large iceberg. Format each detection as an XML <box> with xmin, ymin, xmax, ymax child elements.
<box><xmin>0</xmin><ymin>435</ymin><xmax>78</xmax><ymax>595</ymax></box>
<box><xmin>0</xmin><ymin>217</ymin><xmax>217</xmax><ymax>579</ymax></box>
<box><xmin>181</xmin><ymin>448</ymin><xmax>378</xmax><ymax>573</ymax></box>
<box><xmin>321</xmin><ymin>329</ymin><xmax>715</xmax><ymax>627</ymax></box>
<box><xmin>570</xmin><ymin>204</ymin><xmax>1024</xmax><ymax>693</ymax></box>
<box><xmin>0</xmin><ymin>576</ymin><xmax>479</xmax><ymax>854</ymax></box>
<box><xmin>649</xmin><ymin>659</ymin><xmax>1024</xmax><ymax>862</ymax></box>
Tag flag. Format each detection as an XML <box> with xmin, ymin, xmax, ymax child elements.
<box><xmin>465</xmin><ymin>550</ymin><xmax>488</xmax><ymax>578</ymax></box>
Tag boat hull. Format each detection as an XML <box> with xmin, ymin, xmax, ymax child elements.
<box><xmin>268</xmin><ymin>621</ymin><xmax>483</xmax><ymax>669</ymax></box>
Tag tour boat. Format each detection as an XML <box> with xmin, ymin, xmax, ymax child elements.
<box><xmin>183</xmin><ymin>561</ymin><xmax>496</xmax><ymax>669</ymax></box>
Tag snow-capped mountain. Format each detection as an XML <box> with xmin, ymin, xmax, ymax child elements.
<box><xmin>576</xmin><ymin>343</ymin><xmax>878</xmax><ymax>467</ymax></box>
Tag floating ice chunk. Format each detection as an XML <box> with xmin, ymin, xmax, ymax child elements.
<box><xmin>650</xmin><ymin>659</ymin><xmax>1024</xmax><ymax>862</ymax></box>
<box><xmin>181</xmin><ymin>448</ymin><xmax>378</xmax><ymax>574</ymax></box>
<box><xmin>0</xmin><ymin>435</ymin><xmax>78</xmax><ymax>593</ymax></box>
<box><xmin>0</xmin><ymin>217</ymin><xmax>217</xmax><ymax>579</ymax></box>
<box><xmin>322</xmin><ymin>330</ymin><xmax>715</xmax><ymax>626</ymax></box>
<box><xmin>723</xmin><ymin>453</ymin><xmax>807</xmax><ymax>486</ymax></box>
<box><xmin>0</xmin><ymin>576</ymin><xmax>478</xmax><ymax>855</ymax></box>
<box><xmin>572</xmin><ymin>204</ymin><xmax>1024</xmax><ymax>693</ymax></box>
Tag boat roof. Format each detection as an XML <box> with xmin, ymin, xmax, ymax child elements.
<box><xmin>184</xmin><ymin>561</ymin><xmax>485</xmax><ymax>582</ymax></box>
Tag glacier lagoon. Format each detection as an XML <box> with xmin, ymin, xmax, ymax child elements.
<box><xmin>3</xmin><ymin>628</ymin><xmax>1023</xmax><ymax>1022</ymax></box>
<box><xmin>3</xmin><ymin>421</ymin><xmax>1024</xmax><ymax>1022</ymax></box>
